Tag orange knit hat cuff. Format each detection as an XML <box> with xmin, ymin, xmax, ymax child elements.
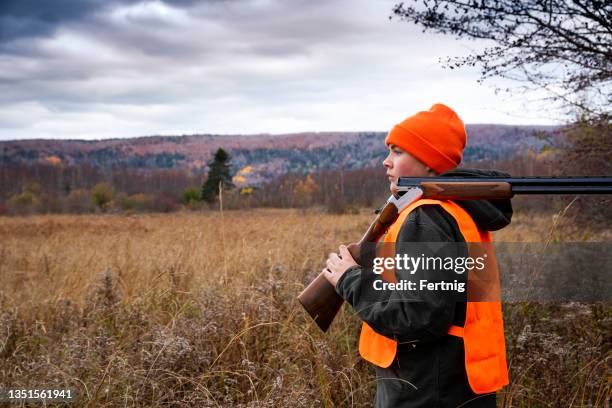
<box><xmin>385</xmin><ymin>124</ymin><xmax>458</xmax><ymax>174</ymax></box>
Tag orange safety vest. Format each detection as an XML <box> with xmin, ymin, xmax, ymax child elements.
<box><xmin>359</xmin><ymin>198</ymin><xmax>509</xmax><ymax>394</ymax></box>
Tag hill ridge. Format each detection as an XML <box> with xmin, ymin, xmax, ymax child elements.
<box><xmin>0</xmin><ymin>125</ymin><xmax>561</xmax><ymax>186</ymax></box>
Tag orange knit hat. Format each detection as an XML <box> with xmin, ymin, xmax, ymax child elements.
<box><xmin>385</xmin><ymin>103</ymin><xmax>466</xmax><ymax>174</ymax></box>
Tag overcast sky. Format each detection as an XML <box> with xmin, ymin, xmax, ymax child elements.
<box><xmin>0</xmin><ymin>0</ymin><xmax>561</xmax><ymax>141</ymax></box>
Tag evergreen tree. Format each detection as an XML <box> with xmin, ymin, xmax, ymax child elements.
<box><xmin>201</xmin><ymin>148</ymin><xmax>234</xmax><ymax>203</ymax></box>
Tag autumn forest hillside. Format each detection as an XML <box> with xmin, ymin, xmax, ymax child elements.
<box><xmin>1</xmin><ymin>125</ymin><xmax>563</xmax><ymax>215</ymax></box>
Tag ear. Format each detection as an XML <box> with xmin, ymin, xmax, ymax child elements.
<box><xmin>426</xmin><ymin>167</ymin><xmax>437</xmax><ymax>176</ymax></box>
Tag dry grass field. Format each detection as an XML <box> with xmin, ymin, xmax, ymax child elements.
<box><xmin>0</xmin><ymin>209</ymin><xmax>610</xmax><ymax>407</ymax></box>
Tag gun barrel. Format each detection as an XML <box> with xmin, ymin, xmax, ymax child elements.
<box><xmin>512</xmin><ymin>185</ymin><xmax>612</xmax><ymax>194</ymax></box>
<box><xmin>398</xmin><ymin>177</ymin><xmax>612</xmax><ymax>195</ymax></box>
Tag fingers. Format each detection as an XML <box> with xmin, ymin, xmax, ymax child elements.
<box><xmin>326</xmin><ymin>252</ymin><xmax>338</xmax><ymax>266</ymax></box>
<box><xmin>322</xmin><ymin>266</ymin><xmax>336</xmax><ymax>286</ymax></box>
<box><xmin>325</xmin><ymin>251</ymin><xmax>341</xmax><ymax>274</ymax></box>
<box><xmin>339</xmin><ymin>244</ymin><xmax>357</xmax><ymax>265</ymax></box>
<box><xmin>323</xmin><ymin>248</ymin><xmax>354</xmax><ymax>288</ymax></box>
<box><xmin>328</xmin><ymin>252</ymin><xmax>341</xmax><ymax>262</ymax></box>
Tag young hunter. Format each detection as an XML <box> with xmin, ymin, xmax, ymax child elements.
<box><xmin>323</xmin><ymin>104</ymin><xmax>512</xmax><ymax>408</ymax></box>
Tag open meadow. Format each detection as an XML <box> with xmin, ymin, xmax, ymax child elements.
<box><xmin>0</xmin><ymin>209</ymin><xmax>610</xmax><ymax>407</ymax></box>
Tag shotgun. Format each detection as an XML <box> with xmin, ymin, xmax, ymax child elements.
<box><xmin>298</xmin><ymin>176</ymin><xmax>612</xmax><ymax>332</ymax></box>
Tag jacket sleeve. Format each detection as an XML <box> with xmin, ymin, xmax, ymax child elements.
<box><xmin>335</xmin><ymin>205</ymin><xmax>468</xmax><ymax>343</ymax></box>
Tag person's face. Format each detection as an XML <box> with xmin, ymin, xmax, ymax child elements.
<box><xmin>383</xmin><ymin>144</ymin><xmax>435</xmax><ymax>195</ymax></box>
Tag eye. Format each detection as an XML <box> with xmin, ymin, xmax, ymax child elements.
<box><xmin>392</xmin><ymin>147</ymin><xmax>403</xmax><ymax>154</ymax></box>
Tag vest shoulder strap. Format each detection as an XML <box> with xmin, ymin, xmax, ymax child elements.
<box><xmin>386</xmin><ymin>198</ymin><xmax>482</xmax><ymax>243</ymax></box>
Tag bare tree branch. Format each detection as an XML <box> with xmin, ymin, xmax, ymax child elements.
<box><xmin>392</xmin><ymin>0</ymin><xmax>612</xmax><ymax>118</ymax></box>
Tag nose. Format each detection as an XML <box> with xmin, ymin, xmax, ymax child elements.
<box><xmin>383</xmin><ymin>152</ymin><xmax>392</xmax><ymax>169</ymax></box>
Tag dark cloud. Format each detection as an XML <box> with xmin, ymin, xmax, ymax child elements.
<box><xmin>0</xmin><ymin>0</ymin><xmax>108</xmax><ymax>43</ymax></box>
<box><xmin>0</xmin><ymin>0</ymin><xmax>206</xmax><ymax>45</ymax></box>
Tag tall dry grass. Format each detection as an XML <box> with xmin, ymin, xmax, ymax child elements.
<box><xmin>0</xmin><ymin>209</ymin><xmax>609</xmax><ymax>407</ymax></box>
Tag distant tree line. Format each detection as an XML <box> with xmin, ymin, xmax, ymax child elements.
<box><xmin>0</xmin><ymin>142</ymin><xmax>575</xmax><ymax>217</ymax></box>
<box><xmin>0</xmin><ymin>162</ymin><xmax>202</xmax><ymax>215</ymax></box>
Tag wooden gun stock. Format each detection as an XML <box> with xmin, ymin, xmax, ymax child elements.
<box><xmin>297</xmin><ymin>202</ymin><xmax>399</xmax><ymax>332</ymax></box>
<box><xmin>420</xmin><ymin>181</ymin><xmax>512</xmax><ymax>200</ymax></box>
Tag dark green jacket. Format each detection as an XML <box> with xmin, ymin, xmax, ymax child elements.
<box><xmin>336</xmin><ymin>169</ymin><xmax>512</xmax><ymax>408</ymax></box>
